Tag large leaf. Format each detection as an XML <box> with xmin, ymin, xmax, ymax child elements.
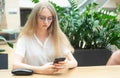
<box><xmin>0</xmin><ymin>49</ymin><xmax>5</xmax><ymax>52</ymax></box>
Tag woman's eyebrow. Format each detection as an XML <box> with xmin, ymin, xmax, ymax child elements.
<box><xmin>38</xmin><ymin>15</ymin><xmax>53</xmax><ymax>17</ymax></box>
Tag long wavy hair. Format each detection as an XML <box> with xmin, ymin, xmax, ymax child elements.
<box><xmin>19</xmin><ymin>1</ymin><xmax>74</xmax><ymax>57</ymax></box>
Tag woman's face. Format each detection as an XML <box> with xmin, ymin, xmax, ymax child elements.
<box><xmin>37</xmin><ymin>7</ymin><xmax>53</xmax><ymax>30</ymax></box>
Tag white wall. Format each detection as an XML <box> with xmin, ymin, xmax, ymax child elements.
<box><xmin>5</xmin><ymin>0</ymin><xmax>20</xmax><ymax>30</ymax></box>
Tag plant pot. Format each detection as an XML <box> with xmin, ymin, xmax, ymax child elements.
<box><xmin>73</xmin><ymin>49</ymin><xmax>112</xmax><ymax>66</ymax></box>
<box><xmin>0</xmin><ymin>54</ymin><xmax>8</xmax><ymax>69</ymax></box>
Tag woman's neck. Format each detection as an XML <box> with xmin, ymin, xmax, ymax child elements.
<box><xmin>36</xmin><ymin>29</ymin><xmax>49</xmax><ymax>44</ymax></box>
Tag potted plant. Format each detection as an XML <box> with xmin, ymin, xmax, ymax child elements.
<box><xmin>0</xmin><ymin>36</ymin><xmax>13</xmax><ymax>69</ymax></box>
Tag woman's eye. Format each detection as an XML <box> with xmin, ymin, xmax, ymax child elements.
<box><xmin>39</xmin><ymin>16</ymin><xmax>45</xmax><ymax>20</ymax></box>
<box><xmin>48</xmin><ymin>17</ymin><xmax>53</xmax><ymax>21</ymax></box>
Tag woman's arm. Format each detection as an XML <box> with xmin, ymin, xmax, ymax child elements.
<box><xmin>13</xmin><ymin>54</ymin><xmax>57</xmax><ymax>74</ymax></box>
<box><xmin>107</xmin><ymin>50</ymin><xmax>120</xmax><ymax>65</ymax></box>
<box><xmin>65</xmin><ymin>52</ymin><xmax>78</xmax><ymax>68</ymax></box>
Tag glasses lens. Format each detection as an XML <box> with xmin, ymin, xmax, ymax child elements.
<box><xmin>39</xmin><ymin>16</ymin><xmax>45</xmax><ymax>21</ymax></box>
<box><xmin>48</xmin><ymin>17</ymin><xmax>53</xmax><ymax>21</ymax></box>
<box><xmin>39</xmin><ymin>15</ymin><xmax>53</xmax><ymax>22</ymax></box>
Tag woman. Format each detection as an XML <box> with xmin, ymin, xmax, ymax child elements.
<box><xmin>13</xmin><ymin>1</ymin><xmax>77</xmax><ymax>74</ymax></box>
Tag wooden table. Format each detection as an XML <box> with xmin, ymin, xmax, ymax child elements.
<box><xmin>1</xmin><ymin>65</ymin><xmax>120</xmax><ymax>78</ymax></box>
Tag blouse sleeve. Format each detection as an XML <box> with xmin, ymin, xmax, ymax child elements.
<box><xmin>14</xmin><ymin>37</ymin><xmax>26</xmax><ymax>57</ymax></box>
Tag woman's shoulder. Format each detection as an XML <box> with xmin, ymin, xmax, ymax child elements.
<box><xmin>17</xmin><ymin>35</ymin><xmax>34</xmax><ymax>42</ymax></box>
<box><xmin>18</xmin><ymin>35</ymin><xmax>28</xmax><ymax>40</ymax></box>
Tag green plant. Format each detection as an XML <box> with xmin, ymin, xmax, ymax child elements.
<box><xmin>58</xmin><ymin>2</ymin><xmax>120</xmax><ymax>49</ymax></box>
<box><xmin>0</xmin><ymin>36</ymin><xmax>13</xmax><ymax>52</ymax></box>
<box><xmin>77</xmin><ymin>3</ymin><xmax>120</xmax><ymax>49</ymax></box>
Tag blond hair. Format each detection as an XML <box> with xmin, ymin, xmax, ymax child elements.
<box><xmin>19</xmin><ymin>1</ymin><xmax>74</xmax><ymax>57</ymax></box>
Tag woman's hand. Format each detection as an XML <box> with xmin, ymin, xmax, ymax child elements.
<box><xmin>53</xmin><ymin>59</ymin><xmax>68</xmax><ymax>70</ymax></box>
<box><xmin>35</xmin><ymin>63</ymin><xmax>58</xmax><ymax>74</ymax></box>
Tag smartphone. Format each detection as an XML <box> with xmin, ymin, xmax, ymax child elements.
<box><xmin>53</xmin><ymin>57</ymin><xmax>66</xmax><ymax>64</ymax></box>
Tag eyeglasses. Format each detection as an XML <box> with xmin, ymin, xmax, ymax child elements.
<box><xmin>38</xmin><ymin>15</ymin><xmax>53</xmax><ymax>22</ymax></box>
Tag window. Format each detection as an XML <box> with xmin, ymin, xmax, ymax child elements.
<box><xmin>20</xmin><ymin>8</ymin><xmax>32</xmax><ymax>27</ymax></box>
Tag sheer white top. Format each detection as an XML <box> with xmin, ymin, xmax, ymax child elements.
<box><xmin>14</xmin><ymin>34</ymin><xmax>70</xmax><ymax>66</ymax></box>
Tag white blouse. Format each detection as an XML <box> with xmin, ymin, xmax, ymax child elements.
<box><xmin>14</xmin><ymin>34</ymin><xmax>70</xmax><ymax>66</ymax></box>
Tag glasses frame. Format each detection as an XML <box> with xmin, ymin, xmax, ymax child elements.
<box><xmin>38</xmin><ymin>15</ymin><xmax>54</xmax><ymax>22</ymax></box>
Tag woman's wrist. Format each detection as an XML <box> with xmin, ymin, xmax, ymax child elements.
<box><xmin>32</xmin><ymin>66</ymin><xmax>44</xmax><ymax>74</ymax></box>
